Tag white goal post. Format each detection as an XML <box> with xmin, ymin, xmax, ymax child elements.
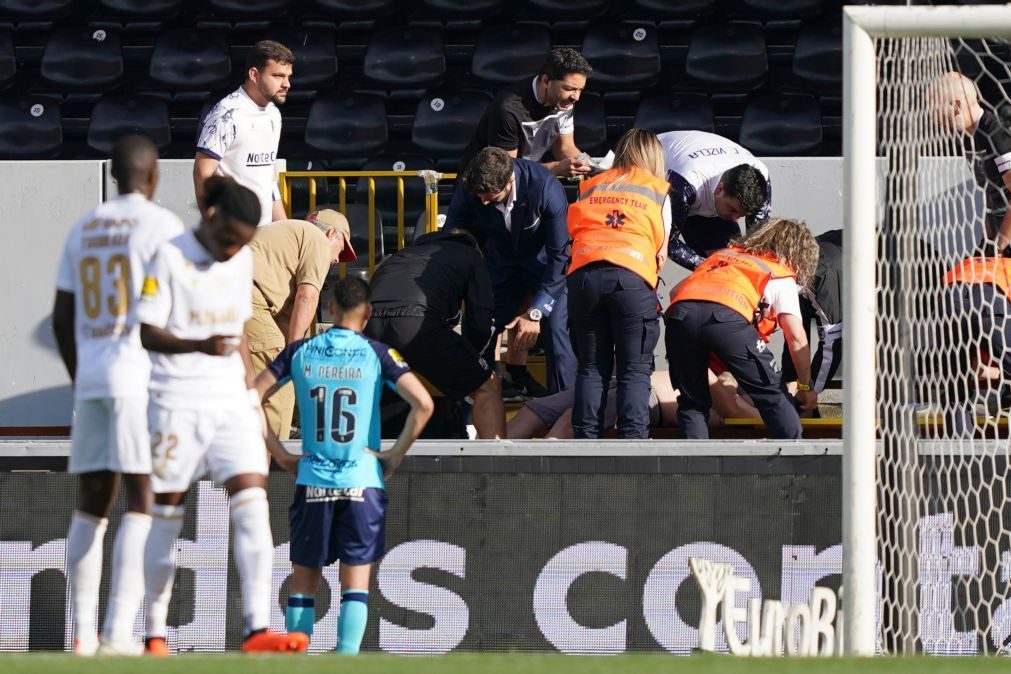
<box><xmin>844</xmin><ymin>4</ymin><xmax>1011</xmax><ymax>656</ymax></box>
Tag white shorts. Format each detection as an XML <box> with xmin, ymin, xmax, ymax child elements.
<box><xmin>148</xmin><ymin>396</ymin><xmax>268</xmax><ymax>494</ymax></box>
<box><xmin>69</xmin><ymin>397</ymin><xmax>151</xmax><ymax>474</ymax></box>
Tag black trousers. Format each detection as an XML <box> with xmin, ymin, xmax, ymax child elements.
<box><xmin>567</xmin><ymin>263</ymin><xmax>660</xmax><ymax>439</ymax></box>
<box><xmin>665</xmin><ymin>301</ymin><xmax>802</xmax><ymax>439</ymax></box>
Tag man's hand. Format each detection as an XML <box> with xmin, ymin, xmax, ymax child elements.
<box><xmin>265</xmin><ymin>430</ymin><xmax>300</xmax><ymax>474</ymax></box>
<box><xmin>796</xmin><ymin>390</ymin><xmax>818</xmax><ymax>412</ymax></box>
<box><xmin>553</xmin><ymin>156</ymin><xmax>592</xmax><ymax>178</ymax></box>
<box><xmin>365</xmin><ymin>447</ymin><xmax>406</xmax><ymax>480</ymax></box>
<box><xmin>505</xmin><ymin>315</ymin><xmax>541</xmax><ymax>351</ymax></box>
<box><xmin>197</xmin><ymin>335</ymin><xmax>241</xmax><ymax>356</ymax></box>
<box><xmin>656</xmin><ymin>251</ymin><xmax>667</xmax><ymax>272</ymax></box>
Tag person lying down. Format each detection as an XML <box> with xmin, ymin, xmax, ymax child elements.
<box><xmin>506</xmin><ymin>370</ymin><xmax>760</xmax><ymax>439</ymax></box>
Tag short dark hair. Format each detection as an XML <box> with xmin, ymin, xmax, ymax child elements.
<box><xmin>462</xmin><ymin>147</ymin><xmax>514</xmax><ymax>195</ymax></box>
<box><xmin>246</xmin><ymin>40</ymin><xmax>294</xmax><ymax>72</ymax></box>
<box><xmin>541</xmin><ymin>47</ymin><xmax>592</xmax><ymax>81</ymax></box>
<box><xmin>110</xmin><ymin>134</ymin><xmax>157</xmax><ymax>192</ymax></box>
<box><xmin>720</xmin><ymin>164</ymin><xmax>768</xmax><ymax>215</ymax></box>
<box><xmin>203</xmin><ymin>176</ymin><xmax>261</xmax><ymax>226</ymax></box>
<box><xmin>332</xmin><ymin>276</ymin><xmax>371</xmax><ymax>312</ymax></box>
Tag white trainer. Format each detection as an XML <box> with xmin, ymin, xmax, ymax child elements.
<box><xmin>97</xmin><ymin>638</ymin><xmax>144</xmax><ymax>656</ymax></box>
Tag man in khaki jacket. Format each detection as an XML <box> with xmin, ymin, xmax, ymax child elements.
<box><xmin>246</xmin><ymin>209</ymin><xmax>356</xmax><ymax>439</ymax></box>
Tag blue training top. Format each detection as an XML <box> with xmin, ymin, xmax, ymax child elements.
<box><xmin>268</xmin><ymin>327</ymin><xmax>411</xmax><ymax>490</ymax></box>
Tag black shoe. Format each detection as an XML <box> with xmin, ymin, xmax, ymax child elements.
<box><xmin>508</xmin><ymin>371</ymin><xmax>548</xmax><ymax>398</ymax></box>
<box><xmin>501</xmin><ymin>377</ymin><xmax>530</xmax><ymax>403</ymax></box>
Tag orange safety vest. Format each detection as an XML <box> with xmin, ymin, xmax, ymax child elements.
<box><xmin>671</xmin><ymin>247</ymin><xmax>797</xmax><ymax>341</ymax></box>
<box><xmin>942</xmin><ymin>257</ymin><xmax>1011</xmax><ymax>299</ymax></box>
<box><xmin>567</xmin><ymin>166</ymin><xmax>669</xmax><ymax>288</ymax></box>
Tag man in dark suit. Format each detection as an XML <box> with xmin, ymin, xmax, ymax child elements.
<box><xmin>446</xmin><ymin>146</ymin><xmax>575</xmax><ymax>394</ymax></box>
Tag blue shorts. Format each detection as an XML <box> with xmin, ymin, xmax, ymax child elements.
<box><xmin>288</xmin><ymin>485</ymin><xmax>388</xmax><ymax>567</ymax></box>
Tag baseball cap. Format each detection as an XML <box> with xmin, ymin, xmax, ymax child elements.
<box><xmin>307</xmin><ymin>208</ymin><xmax>357</xmax><ymax>263</ymax></box>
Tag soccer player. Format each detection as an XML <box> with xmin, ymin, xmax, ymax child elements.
<box><xmin>194</xmin><ymin>40</ymin><xmax>293</xmax><ymax>226</ymax></box>
<box><xmin>137</xmin><ymin>177</ymin><xmax>308</xmax><ymax>655</ymax></box>
<box><xmin>52</xmin><ymin>135</ymin><xmax>184</xmax><ymax>656</ymax></box>
<box><xmin>255</xmin><ymin>276</ymin><xmax>433</xmax><ymax>654</ymax></box>
<box><xmin>658</xmin><ymin>129</ymin><xmax>772</xmax><ymax>270</ymax></box>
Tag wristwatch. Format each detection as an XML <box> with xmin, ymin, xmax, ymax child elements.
<box><xmin>526</xmin><ymin>308</ymin><xmax>543</xmax><ymax>322</ymax></box>
<box><xmin>796</xmin><ymin>382</ymin><xmax>813</xmax><ymax>392</ymax></box>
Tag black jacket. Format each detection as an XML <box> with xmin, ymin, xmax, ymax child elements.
<box><xmin>369</xmin><ymin>230</ymin><xmax>495</xmax><ymax>352</ymax></box>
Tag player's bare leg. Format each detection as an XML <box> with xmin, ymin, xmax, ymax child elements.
<box><xmin>336</xmin><ymin>563</ymin><xmax>372</xmax><ymax>655</ymax></box>
<box><xmin>223</xmin><ymin>473</ymin><xmax>309</xmax><ymax>654</ymax></box>
<box><xmin>470</xmin><ymin>373</ymin><xmax>506</xmax><ymax>438</ymax></box>
<box><xmin>68</xmin><ymin>471</ymin><xmax>119</xmax><ymax>655</ymax></box>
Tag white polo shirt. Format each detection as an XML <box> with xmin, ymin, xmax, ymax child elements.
<box><xmin>197</xmin><ymin>87</ymin><xmax>282</xmax><ymax>226</ymax></box>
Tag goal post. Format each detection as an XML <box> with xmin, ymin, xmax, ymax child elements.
<box><xmin>843</xmin><ymin>5</ymin><xmax>1011</xmax><ymax>656</ymax></box>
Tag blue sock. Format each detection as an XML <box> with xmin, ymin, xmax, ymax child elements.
<box><xmin>286</xmin><ymin>594</ymin><xmax>315</xmax><ymax>637</ymax></box>
<box><xmin>337</xmin><ymin>590</ymin><xmax>368</xmax><ymax>655</ymax></box>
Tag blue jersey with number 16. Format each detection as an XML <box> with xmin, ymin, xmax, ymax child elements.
<box><xmin>268</xmin><ymin>327</ymin><xmax>411</xmax><ymax>490</ymax></box>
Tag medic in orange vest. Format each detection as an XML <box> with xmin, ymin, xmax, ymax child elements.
<box><xmin>565</xmin><ymin>129</ymin><xmax>671</xmax><ymax>439</ymax></box>
<box><xmin>664</xmin><ymin>217</ymin><xmax>820</xmax><ymax>439</ymax></box>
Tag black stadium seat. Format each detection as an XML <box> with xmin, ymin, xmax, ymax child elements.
<box><xmin>522</xmin><ymin>0</ymin><xmax>608</xmax><ymax>18</ymax></box>
<box><xmin>742</xmin><ymin>0</ymin><xmax>823</xmax><ymax>18</ymax></box>
<box><xmin>340</xmin><ymin>203</ymin><xmax>385</xmax><ymax>270</ymax></box>
<box><xmin>685</xmin><ymin>22</ymin><xmax>767</xmax><ymax>92</ymax></box>
<box><xmin>0</xmin><ymin>0</ymin><xmax>72</xmax><ymax>19</ymax></box>
<box><xmin>793</xmin><ymin>20</ymin><xmax>842</xmax><ymax>92</ymax></box>
<box><xmin>411</xmin><ymin>90</ymin><xmax>492</xmax><ymax>160</ymax></box>
<box><xmin>0</xmin><ymin>97</ymin><xmax>61</xmax><ymax>159</ymax></box>
<box><xmin>422</xmin><ymin>0</ymin><xmax>506</xmax><ymax>18</ymax></box>
<box><xmin>305</xmin><ymin>94</ymin><xmax>388</xmax><ymax>161</ymax></box>
<box><xmin>633</xmin><ymin>93</ymin><xmax>714</xmax><ymax>134</ymax></box>
<box><xmin>207</xmin><ymin>0</ymin><xmax>290</xmax><ymax>16</ymax></box>
<box><xmin>626</xmin><ymin>0</ymin><xmax>717</xmax><ymax>18</ymax></box>
<box><xmin>581</xmin><ymin>23</ymin><xmax>660</xmax><ymax>90</ymax></box>
<box><xmin>471</xmin><ymin>24</ymin><xmax>550</xmax><ymax>85</ymax></box>
<box><xmin>354</xmin><ymin>156</ymin><xmax>435</xmax><ymax>246</ymax></box>
<box><xmin>303</xmin><ymin>0</ymin><xmax>397</xmax><ymax>19</ymax></box>
<box><xmin>266</xmin><ymin>27</ymin><xmax>338</xmax><ymax>90</ymax></box>
<box><xmin>97</xmin><ymin>0</ymin><xmax>183</xmax><ymax>18</ymax></box>
<box><xmin>739</xmin><ymin>93</ymin><xmax>822</xmax><ymax>156</ymax></box>
<box><xmin>149</xmin><ymin>28</ymin><xmax>231</xmax><ymax>91</ymax></box>
<box><xmin>0</xmin><ymin>29</ymin><xmax>15</xmax><ymax>92</ymax></box>
<box><xmin>41</xmin><ymin>28</ymin><xmax>123</xmax><ymax>92</ymax></box>
<box><xmin>364</xmin><ymin>28</ymin><xmax>445</xmax><ymax>90</ymax></box>
<box><xmin>88</xmin><ymin>96</ymin><xmax>170</xmax><ymax>154</ymax></box>
<box><xmin>573</xmin><ymin>91</ymin><xmax>607</xmax><ymax>156</ymax></box>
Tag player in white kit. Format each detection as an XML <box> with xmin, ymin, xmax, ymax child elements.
<box><xmin>136</xmin><ymin>177</ymin><xmax>309</xmax><ymax>655</ymax></box>
<box><xmin>52</xmin><ymin>135</ymin><xmax>185</xmax><ymax>656</ymax></box>
<box><xmin>194</xmin><ymin>40</ymin><xmax>292</xmax><ymax>227</ymax></box>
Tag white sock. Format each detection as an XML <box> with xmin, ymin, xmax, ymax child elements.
<box><xmin>67</xmin><ymin>511</ymin><xmax>108</xmax><ymax>644</ymax></box>
<box><xmin>144</xmin><ymin>504</ymin><xmax>184</xmax><ymax>638</ymax></box>
<box><xmin>229</xmin><ymin>488</ymin><xmax>273</xmax><ymax>635</ymax></box>
<box><xmin>102</xmin><ymin>512</ymin><xmax>152</xmax><ymax>644</ymax></box>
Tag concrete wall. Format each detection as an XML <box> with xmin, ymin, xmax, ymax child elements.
<box><xmin>0</xmin><ymin>157</ymin><xmax>877</xmax><ymax>426</ymax></box>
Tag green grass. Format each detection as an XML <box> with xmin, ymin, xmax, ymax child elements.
<box><xmin>1</xmin><ymin>653</ymin><xmax>1009</xmax><ymax>674</ymax></box>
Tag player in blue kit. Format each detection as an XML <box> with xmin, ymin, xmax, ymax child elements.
<box><xmin>255</xmin><ymin>276</ymin><xmax>433</xmax><ymax>654</ymax></box>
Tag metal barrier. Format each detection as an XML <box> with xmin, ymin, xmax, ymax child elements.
<box><xmin>278</xmin><ymin>170</ymin><xmax>457</xmax><ymax>276</ymax></box>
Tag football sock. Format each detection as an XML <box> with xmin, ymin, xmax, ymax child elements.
<box><xmin>144</xmin><ymin>504</ymin><xmax>185</xmax><ymax>638</ymax></box>
<box><xmin>337</xmin><ymin>590</ymin><xmax>369</xmax><ymax>655</ymax></box>
<box><xmin>286</xmin><ymin>595</ymin><xmax>315</xmax><ymax>637</ymax></box>
<box><xmin>230</xmin><ymin>487</ymin><xmax>272</xmax><ymax>635</ymax></box>
<box><xmin>103</xmin><ymin>512</ymin><xmax>152</xmax><ymax>644</ymax></box>
<box><xmin>67</xmin><ymin>511</ymin><xmax>108</xmax><ymax>643</ymax></box>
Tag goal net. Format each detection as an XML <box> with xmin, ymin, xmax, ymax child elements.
<box><xmin>845</xmin><ymin>5</ymin><xmax>1011</xmax><ymax>656</ymax></box>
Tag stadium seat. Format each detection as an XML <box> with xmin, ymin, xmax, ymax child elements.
<box><xmin>354</xmin><ymin>156</ymin><xmax>435</xmax><ymax>247</ymax></box>
<box><xmin>522</xmin><ymin>0</ymin><xmax>608</xmax><ymax>18</ymax></box>
<box><xmin>411</xmin><ymin>90</ymin><xmax>492</xmax><ymax>160</ymax></box>
<box><xmin>471</xmin><ymin>24</ymin><xmax>550</xmax><ymax>85</ymax></box>
<box><xmin>742</xmin><ymin>0</ymin><xmax>823</xmax><ymax>18</ymax></box>
<box><xmin>625</xmin><ymin>0</ymin><xmax>717</xmax><ymax>18</ymax></box>
<box><xmin>792</xmin><ymin>20</ymin><xmax>842</xmax><ymax>92</ymax></box>
<box><xmin>305</xmin><ymin>94</ymin><xmax>387</xmax><ymax>160</ymax></box>
<box><xmin>0</xmin><ymin>0</ymin><xmax>72</xmax><ymax>19</ymax></box>
<box><xmin>573</xmin><ymin>91</ymin><xmax>607</xmax><ymax>156</ymax></box>
<box><xmin>581</xmin><ymin>23</ymin><xmax>660</xmax><ymax>90</ymax></box>
<box><xmin>0</xmin><ymin>97</ymin><xmax>61</xmax><ymax>159</ymax></box>
<box><xmin>302</xmin><ymin>0</ymin><xmax>397</xmax><ymax>17</ymax></box>
<box><xmin>206</xmin><ymin>0</ymin><xmax>289</xmax><ymax>16</ymax></box>
<box><xmin>633</xmin><ymin>93</ymin><xmax>714</xmax><ymax>134</ymax></box>
<box><xmin>412</xmin><ymin>205</ymin><xmax>449</xmax><ymax>243</ymax></box>
<box><xmin>41</xmin><ymin>28</ymin><xmax>123</xmax><ymax>92</ymax></box>
<box><xmin>685</xmin><ymin>23</ymin><xmax>767</xmax><ymax>92</ymax></box>
<box><xmin>341</xmin><ymin>203</ymin><xmax>385</xmax><ymax>269</ymax></box>
<box><xmin>364</xmin><ymin>28</ymin><xmax>445</xmax><ymax>90</ymax></box>
<box><xmin>87</xmin><ymin>96</ymin><xmax>170</xmax><ymax>155</ymax></box>
<box><xmin>739</xmin><ymin>93</ymin><xmax>822</xmax><ymax>156</ymax></box>
<box><xmin>149</xmin><ymin>28</ymin><xmax>231</xmax><ymax>91</ymax></box>
<box><xmin>0</xmin><ymin>29</ymin><xmax>14</xmax><ymax>92</ymax></box>
<box><xmin>97</xmin><ymin>0</ymin><xmax>183</xmax><ymax>18</ymax></box>
<box><xmin>266</xmin><ymin>27</ymin><xmax>337</xmax><ymax>90</ymax></box>
<box><xmin>422</xmin><ymin>0</ymin><xmax>506</xmax><ymax>18</ymax></box>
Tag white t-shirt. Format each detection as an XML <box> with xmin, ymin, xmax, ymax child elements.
<box><xmin>197</xmin><ymin>87</ymin><xmax>282</xmax><ymax>227</ymax></box>
<box><xmin>137</xmin><ymin>231</ymin><xmax>253</xmax><ymax>407</ymax></box>
<box><xmin>761</xmin><ymin>277</ymin><xmax>802</xmax><ymax>322</ymax></box>
<box><xmin>658</xmin><ymin>129</ymin><xmax>770</xmax><ymax>222</ymax></box>
<box><xmin>55</xmin><ymin>193</ymin><xmax>185</xmax><ymax>400</ymax></box>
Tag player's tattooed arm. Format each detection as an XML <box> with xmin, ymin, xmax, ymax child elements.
<box><xmin>52</xmin><ymin>290</ymin><xmax>77</xmax><ymax>382</ymax></box>
<box><xmin>139</xmin><ymin>323</ymin><xmax>240</xmax><ymax>356</ymax></box>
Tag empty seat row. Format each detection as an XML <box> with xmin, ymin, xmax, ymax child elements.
<box><xmin>0</xmin><ymin>91</ymin><xmax>825</xmax><ymax>160</ymax></box>
<box><xmin>1</xmin><ymin>21</ymin><xmax>841</xmax><ymax>95</ymax></box>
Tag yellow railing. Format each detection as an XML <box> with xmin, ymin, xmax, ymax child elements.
<box><xmin>278</xmin><ymin>170</ymin><xmax>457</xmax><ymax>276</ymax></box>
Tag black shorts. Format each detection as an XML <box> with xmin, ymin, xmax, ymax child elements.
<box><xmin>289</xmin><ymin>486</ymin><xmax>387</xmax><ymax>567</ymax></box>
<box><xmin>364</xmin><ymin>315</ymin><xmax>493</xmax><ymax>399</ymax></box>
